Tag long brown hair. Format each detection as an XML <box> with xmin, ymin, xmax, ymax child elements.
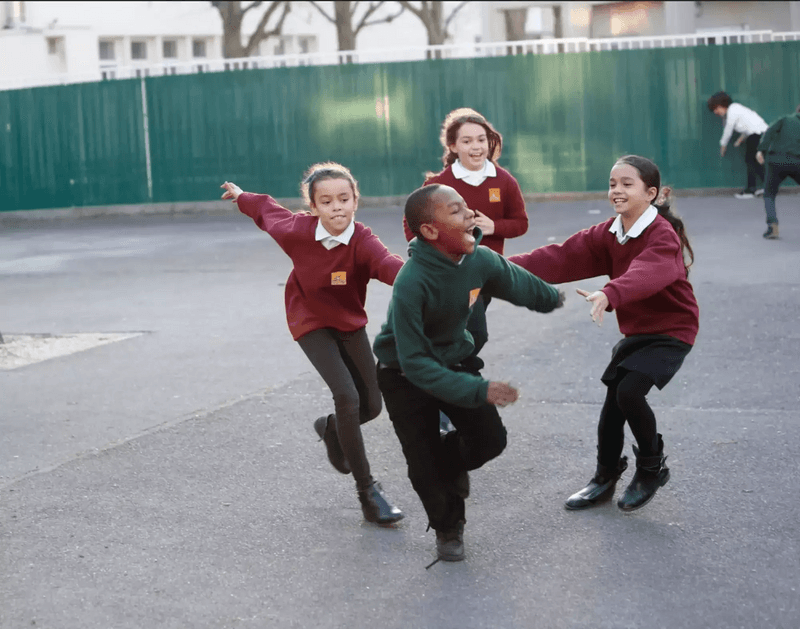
<box><xmin>428</xmin><ymin>108</ymin><xmax>503</xmax><ymax>178</ymax></box>
<box><xmin>615</xmin><ymin>155</ymin><xmax>694</xmax><ymax>276</ymax></box>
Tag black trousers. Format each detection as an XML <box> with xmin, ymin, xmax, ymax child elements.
<box><xmin>377</xmin><ymin>365</ymin><xmax>507</xmax><ymax>532</ymax></box>
<box><xmin>744</xmin><ymin>133</ymin><xmax>766</xmax><ymax>193</ymax></box>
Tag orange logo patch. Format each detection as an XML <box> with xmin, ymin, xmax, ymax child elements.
<box><xmin>468</xmin><ymin>288</ymin><xmax>481</xmax><ymax>308</ymax></box>
<box><xmin>489</xmin><ymin>188</ymin><xmax>501</xmax><ymax>203</ymax></box>
<box><xmin>331</xmin><ymin>271</ymin><xmax>347</xmax><ymax>285</ymax></box>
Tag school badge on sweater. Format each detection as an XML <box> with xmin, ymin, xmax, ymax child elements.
<box><xmin>489</xmin><ymin>188</ymin><xmax>501</xmax><ymax>203</ymax></box>
<box><xmin>468</xmin><ymin>288</ymin><xmax>480</xmax><ymax>308</ymax></box>
<box><xmin>331</xmin><ymin>271</ymin><xmax>347</xmax><ymax>285</ymax></box>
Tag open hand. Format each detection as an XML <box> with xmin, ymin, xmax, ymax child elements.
<box><xmin>756</xmin><ymin>151</ymin><xmax>765</xmax><ymax>165</ymax></box>
<box><xmin>486</xmin><ymin>381</ymin><xmax>519</xmax><ymax>407</ymax></box>
<box><xmin>473</xmin><ymin>210</ymin><xmax>495</xmax><ymax>236</ymax></box>
<box><xmin>576</xmin><ymin>288</ymin><xmax>608</xmax><ymax>327</ymax></box>
<box><xmin>220</xmin><ymin>181</ymin><xmax>243</xmax><ymax>202</ymax></box>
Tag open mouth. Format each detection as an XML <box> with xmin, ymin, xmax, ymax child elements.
<box><xmin>465</xmin><ymin>224</ymin><xmax>477</xmax><ymax>243</ymax></box>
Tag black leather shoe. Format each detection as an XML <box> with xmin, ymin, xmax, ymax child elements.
<box><xmin>314</xmin><ymin>415</ymin><xmax>350</xmax><ymax>474</ymax></box>
<box><xmin>436</xmin><ymin>520</ymin><xmax>465</xmax><ymax>562</ymax></box>
<box><xmin>618</xmin><ymin>444</ymin><xmax>670</xmax><ymax>512</ymax></box>
<box><xmin>564</xmin><ymin>456</ymin><xmax>628</xmax><ymax>510</ymax></box>
<box><xmin>358</xmin><ymin>481</ymin><xmax>404</xmax><ymax>525</ymax></box>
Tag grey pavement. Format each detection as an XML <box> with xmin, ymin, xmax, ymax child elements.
<box><xmin>1</xmin><ymin>193</ymin><xmax>799</xmax><ymax>629</ymax></box>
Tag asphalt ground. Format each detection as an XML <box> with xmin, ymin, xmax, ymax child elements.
<box><xmin>1</xmin><ymin>192</ymin><xmax>799</xmax><ymax>629</ymax></box>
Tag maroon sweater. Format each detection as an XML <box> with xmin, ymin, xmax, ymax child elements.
<box><xmin>402</xmin><ymin>165</ymin><xmax>528</xmax><ymax>255</ymax></box>
<box><xmin>238</xmin><ymin>193</ymin><xmax>404</xmax><ymax>341</ymax></box>
<box><xmin>508</xmin><ymin>214</ymin><xmax>699</xmax><ymax>345</ymax></box>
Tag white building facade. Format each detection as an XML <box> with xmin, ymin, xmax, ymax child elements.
<box><xmin>2</xmin><ymin>1</ymin><xmax>800</xmax><ymax>90</ymax></box>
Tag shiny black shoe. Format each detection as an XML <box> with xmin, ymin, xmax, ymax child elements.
<box><xmin>435</xmin><ymin>520</ymin><xmax>465</xmax><ymax>562</ymax></box>
<box><xmin>314</xmin><ymin>415</ymin><xmax>350</xmax><ymax>475</ymax></box>
<box><xmin>618</xmin><ymin>443</ymin><xmax>670</xmax><ymax>512</ymax></box>
<box><xmin>564</xmin><ymin>456</ymin><xmax>628</xmax><ymax>510</ymax></box>
<box><xmin>358</xmin><ymin>481</ymin><xmax>404</xmax><ymax>525</ymax></box>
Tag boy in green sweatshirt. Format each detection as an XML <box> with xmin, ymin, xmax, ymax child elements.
<box><xmin>756</xmin><ymin>104</ymin><xmax>800</xmax><ymax>239</ymax></box>
<box><xmin>374</xmin><ymin>184</ymin><xmax>564</xmax><ymax>563</ymax></box>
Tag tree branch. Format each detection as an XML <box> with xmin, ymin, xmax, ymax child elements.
<box><xmin>444</xmin><ymin>0</ymin><xmax>468</xmax><ymax>31</ymax></box>
<box><xmin>308</xmin><ymin>0</ymin><xmax>336</xmax><ymax>24</ymax></box>
<box><xmin>245</xmin><ymin>0</ymin><xmax>290</xmax><ymax>55</ymax></box>
<box><xmin>358</xmin><ymin>4</ymin><xmax>404</xmax><ymax>31</ymax></box>
<box><xmin>242</xmin><ymin>1</ymin><xmax>264</xmax><ymax>14</ymax></box>
<box><xmin>397</xmin><ymin>1</ymin><xmax>425</xmax><ymax>20</ymax></box>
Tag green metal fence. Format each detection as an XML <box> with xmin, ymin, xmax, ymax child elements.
<box><xmin>1</xmin><ymin>41</ymin><xmax>799</xmax><ymax>212</ymax></box>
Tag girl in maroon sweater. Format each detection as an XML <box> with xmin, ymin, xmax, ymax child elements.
<box><xmin>404</xmin><ymin>108</ymin><xmax>529</xmax><ymax>373</ymax></box>
<box><xmin>221</xmin><ymin>162</ymin><xmax>404</xmax><ymax>526</ymax></box>
<box><xmin>509</xmin><ymin>155</ymin><xmax>699</xmax><ymax>513</ymax></box>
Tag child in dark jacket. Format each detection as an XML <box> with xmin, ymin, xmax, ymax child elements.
<box><xmin>221</xmin><ymin>162</ymin><xmax>404</xmax><ymax>526</ymax></box>
<box><xmin>403</xmin><ymin>108</ymin><xmax>529</xmax><ymax>367</ymax></box>
<box><xmin>509</xmin><ymin>155</ymin><xmax>699</xmax><ymax>513</ymax></box>
<box><xmin>374</xmin><ymin>183</ymin><xmax>564</xmax><ymax>563</ymax></box>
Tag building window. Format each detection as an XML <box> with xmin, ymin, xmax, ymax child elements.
<box><xmin>99</xmin><ymin>40</ymin><xmax>115</xmax><ymax>61</ymax></box>
<box><xmin>163</xmin><ymin>39</ymin><xmax>178</xmax><ymax>59</ymax></box>
<box><xmin>298</xmin><ymin>36</ymin><xmax>316</xmax><ymax>54</ymax></box>
<box><xmin>274</xmin><ymin>38</ymin><xmax>286</xmax><ymax>55</ymax></box>
<box><xmin>131</xmin><ymin>41</ymin><xmax>147</xmax><ymax>60</ymax></box>
<box><xmin>192</xmin><ymin>39</ymin><xmax>207</xmax><ymax>58</ymax></box>
<box><xmin>47</xmin><ymin>37</ymin><xmax>61</xmax><ymax>55</ymax></box>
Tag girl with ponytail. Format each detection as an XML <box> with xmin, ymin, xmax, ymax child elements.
<box><xmin>509</xmin><ymin>155</ymin><xmax>699</xmax><ymax>514</ymax></box>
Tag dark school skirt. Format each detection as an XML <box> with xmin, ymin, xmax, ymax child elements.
<box><xmin>601</xmin><ymin>334</ymin><xmax>692</xmax><ymax>390</ymax></box>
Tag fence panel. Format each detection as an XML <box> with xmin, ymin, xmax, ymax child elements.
<box><xmin>2</xmin><ymin>40</ymin><xmax>799</xmax><ymax>212</ymax></box>
<box><xmin>0</xmin><ymin>80</ymin><xmax>149</xmax><ymax>211</ymax></box>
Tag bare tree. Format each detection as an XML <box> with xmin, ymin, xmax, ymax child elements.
<box><xmin>503</xmin><ymin>6</ymin><xmax>528</xmax><ymax>56</ymax></box>
<box><xmin>397</xmin><ymin>1</ymin><xmax>468</xmax><ymax>51</ymax></box>
<box><xmin>211</xmin><ymin>1</ymin><xmax>292</xmax><ymax>59</ymax></box>
<box><xmin>308</xmin><ymin>1</ymin><xmax>405</xmax><ymax>53</ymax></box>
<box><xmin>503</xmin><ymin>8</ymin><xmax>527</xmax><ymax>41</ymax></box>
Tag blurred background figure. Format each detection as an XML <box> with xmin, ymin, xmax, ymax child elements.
<box><xmin>707</xmin><ymin>91</ymin><xmax>768</xmax><ymax>199</ymax></box>
<box><xmin>756</xmin><ymin>104</ymin><xmax>800</xmax><ymax>239</ymax></box>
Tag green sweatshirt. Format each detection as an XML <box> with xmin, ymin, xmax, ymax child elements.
<box><xmin>758</xmin><ymin>112</ymin><xmax>800</xmax><ymax>159</ymax></box>
<box><xmin>373</xmin><ymin>229</ymin><xmax>560</xmax><ymax>408</ymax></box>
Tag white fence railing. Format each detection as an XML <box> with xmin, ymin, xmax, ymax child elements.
<box><xmin>2</xmin><ymin>30</ymin><xmax>799</xmax><ymax>92</ymax></box>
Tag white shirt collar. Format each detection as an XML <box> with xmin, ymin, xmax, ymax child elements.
<box><xmin>608</xmin><ymin>205</ymin><xmax>658</xmax><ymax>244</ymax></box>
<box><xmin>315</xmin><ymin>217</ymin><xmax>355</xmax><ymax>250</ymax></box>
<box><xmin>451</xmin><ymin>159</ymin><xmax>497</xmax><ymax>187</ymax></box>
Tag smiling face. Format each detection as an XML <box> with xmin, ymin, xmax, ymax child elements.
<box><xmin>310</xmin><ymin>177</ymin><xmax>357</xmax><ymax>236</ymax></box>
<box><xmin>422</xmin><ymin>186</ymin><xmax>477</xmax><ymax>261</ymax></box>
<box><xmin>449</xmin><ymin>122</ymin><xmax>489</xmax><ymax>172</ymax></box>
<box><xmin>608</xmin><ymin>163</ymin><xmax>658</xmax><ymax>223</ymax></box>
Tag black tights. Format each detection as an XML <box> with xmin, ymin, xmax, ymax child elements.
<box><xmin>297</xmin><ymin>327</ymin><xmax>382</xmax><ymax>490</ymax></box>
<box><xmin>597</xmin><ymin>369</ymin><xmax>659</xmax><ymax>467</ymax></box>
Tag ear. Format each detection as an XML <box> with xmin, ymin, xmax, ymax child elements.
<box><xmin>448</xmin><ymin>144</ymin><xmax>458</xmax><ymax>156</ymax></box>
<box><xmin>419</xmin><ymin>223</ymin><xmax>438</xmax><ymax>241</ymax></box>
<box><xmin>648</xmin><ymin>187</ymin><xmax>658</xmax><ymax>204</ymax></box>
<box><xmin>309</xmin><ymin>203</ymin><xmax>319</xmax><ymax>216</ymax></box>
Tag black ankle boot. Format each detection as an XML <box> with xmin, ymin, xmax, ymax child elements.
<box><xmin>618</xmin><ymin>439</ymin><xmax>670</xmax><ymax>512</ymax></box>
<box><xmin>564</xmin><ymin>456</ymin><xmax>628</xmax><ymax>510</ymax></box>
<box><xmin>358</xmin><ymin>481</ymin><xmax>404</xmax><ymax>525</ymax></box>
<box><xmin>314</xmin><ymin>415</ymin><xmax>350</xmax><ymax>474</ymax></box>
